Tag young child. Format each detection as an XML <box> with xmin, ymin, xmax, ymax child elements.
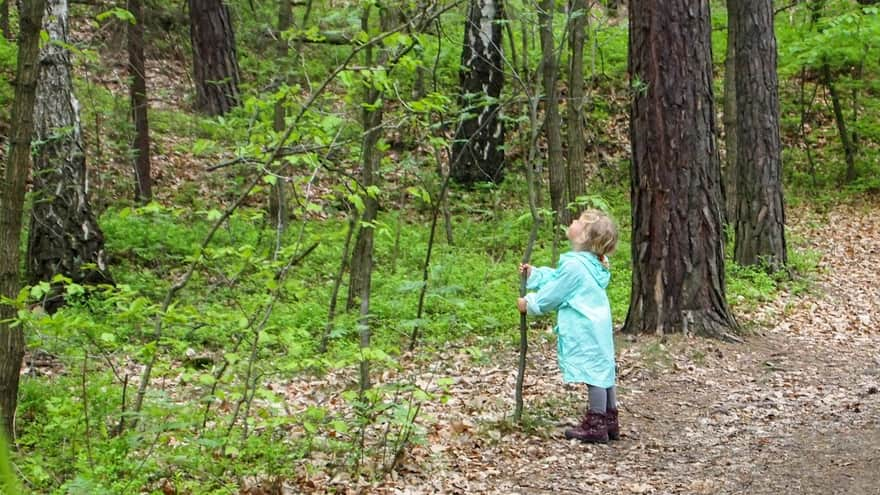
<box><xmin>517</xmin><ymin>209</ymin><xmax>620</xmax><ymax>443</ymax></box>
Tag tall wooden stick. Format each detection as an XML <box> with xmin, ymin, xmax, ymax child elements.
<box><xmin>514</xmin><ymin>93</ymin><xmax>543</xmax><ymax>423</ymax></box>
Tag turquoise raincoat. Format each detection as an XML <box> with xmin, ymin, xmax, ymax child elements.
<box><xmin>524</xmin><ymin>251</ymin><xmax>615</xmax><ymax>387</ymax></box>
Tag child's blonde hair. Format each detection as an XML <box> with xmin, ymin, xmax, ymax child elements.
<box><xmin>572</xmin><ymin>209</ymin><xmax>618</xmax><ymax>256</ymax></box>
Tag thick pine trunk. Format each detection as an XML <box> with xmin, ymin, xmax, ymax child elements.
<box><xmin>0</xmin><ymin>0</ymin><xmax>45</xmax><ymax>438</ymax></box>
<box><xmin>566</xmin><ymin>0</ymin><xmax>589</xmax><ymax>214</ymax></box>
<box><xmin>733</xmin><ymin>0</ymin><xmax>787</xmax><ymax>269</ymax></box>
<box><xmin>128</xmin><ymin>0</ymin><xmax>152</xmax><ymax>202</ymax></box>
<box><xmin>451</xmin><ymin>0</ymin><xmax>505</xmax><ymax>186</ymax></box>
<box><xmin>28</xmin><ymin>0</ymin><xmax>112</xmax><ymax>311</ymax></box>
<box><xmin>625</xmin><ymin>0</ymin><xmax>737</xmax><ymax>339</ymax></box>
<box><xmin>189</xmin><ymin>0</ymin><xmax>241</xmax><ymax>116</ymax></box>
<box><xmin>539</xmin><ymin>0</ymin><xmax>567</xmax><ymax>224</ymax></box>
<box><xmin>723</xmin><ymin>0</ymin><xmax>737</xmax><ymax>225</ymax></box>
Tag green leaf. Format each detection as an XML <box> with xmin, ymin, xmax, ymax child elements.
<box><xmin>65</xmin><ymin>283</ymin><xmax>85</xmax><ymax>297</ymax></box>
<box><xmin>437</xmin><ymin>377</ymin><xmax>455</xmax><ymax>387</ymax></box>
<box><xmin>29</xmin><ymin>282</ymin><xmax>51</xmax><ymax>300</ymax></box>
<box><xmin>330</xmin><ymin>420</ymin><xmax>349</xmax><ymax>434</ymax></box>
<box><xmin>406</xmin><ymin>186</ymin><xmax>431</xmax><ymax>204</ymax></box>
<box><xmin>192</xmin><ymin>139</ymin><xmax>215</xmax><ymax>155</ymax></box>
<box><xmin>96</xmin><ymin>7</ymin><xmax>135</xmax><ymax>24</ymax></box>
<box><xmin>347</xmin><ymin>193</ymin><xmax>365</xmax><ymax>213</ymax></box>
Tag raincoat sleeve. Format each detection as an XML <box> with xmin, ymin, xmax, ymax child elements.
<box><xmin>525</xmin><ymin>266</ymin><xmax>556</xmax><ymax>291</ymax></box>
<box><xmin>523</xmin><ymin>263</ymin><xmax>580</xmax><ymax>316</ymax></box>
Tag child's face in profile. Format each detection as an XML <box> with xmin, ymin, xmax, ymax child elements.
<box><xmin>567</xmin><ymin>216</ymin><xmax>586</xmax><ymax>244</ymax></box>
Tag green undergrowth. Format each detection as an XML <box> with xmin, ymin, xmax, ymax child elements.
<box><xmin>8</xmin><ymin>179</ymin><xmax>824</xmax><ymax>493</ymax></box>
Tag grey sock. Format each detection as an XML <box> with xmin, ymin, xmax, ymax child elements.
<box><xmin>607</xmin><ymin>386</ymin><xmax>617</xmax><ymax>410</ymax></box>
<box><xmin>588</xmin><ymin>384</ymin><xmax>607</xmax><ymax>413</ymax></box>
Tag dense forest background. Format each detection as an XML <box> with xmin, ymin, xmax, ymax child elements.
<box><xmin>0</xmin><ymin>0</ymin><xmax>878</xmax><ymax>493</ymax></box>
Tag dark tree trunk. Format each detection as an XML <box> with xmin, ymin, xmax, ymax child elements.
<box><xmin>625</xmin><ymin>0</ymin><xmax>738</xmax><ymax>339</ymax></box>
<box><xmin>566</xmin><ymin>0</ymin><xmax>589</xmax><ymax>214</ymax></box>
<box><xmin>28</xmin><ymin>0</ymin><xmax>112</xmax><ymax>311</ymax></box>
<box><xmin>451</xmin><ymin>0</ymin><xmax>505</xmax><ymax>186</ymax></box>
<box><xmin>128</xmin><ymin>0</ymin><xmax>152</xmax><ymax>202</ymax></box>
<box><xmin>723</xmin><ymin>0</ymin><xmax>737</xmax><ymax>226</ymax></box>
<box><xmin>733</xmin><ymin>0</ymin><xmax>787</xmax><ymax>270</ymax></box>
<box><xmin>189</xmin><ymin>0</ymin><xmax>241</xmax><ymax>116</ymax></box>
<box><xmin>0</xmin><ymin>0</ymin><xmax>45</xmax><ymax>439</ymax></box>
<box><xmin>539</xmin><ymin>0</ymin><xmax>566</xmax><ymax>224</ymax></box>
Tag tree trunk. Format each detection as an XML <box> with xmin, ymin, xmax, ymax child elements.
<box><xmin>732</xmin><ymin>0</ymin><xmax>787</xmax><ymax>270</ymax></box>
<box><xmin>128</xmin><ymin>0</ymin><xmax>152</xmax><ymax>202</ymax></box>
<box><xmin>625</xmin><ymin>0</ymin><xmax>738</xmax><ymax>339</ymax></box>
<box><xmin>189</xmin><ymin>0</ymin><xmax>241</xmax><ymax>116</ymax></box>
<box><xmin>269</xmin><ymin>0</ymin><xmax>293</xmax><ymax>232</ymax></box>
<box><xmin>349</xmin><ymin>4</ymin><xmax>397</xmax><ymax>390</ymax></box>
<box><xmin>823</xmin><ymin>64</ymin><xmax>857</xmax><ymax>183</ymax></box>
<box><xmin>450</xmin><ymin>0</ymin><xmax>505</xmax><ymax>186</ymax></box>
<box><xmin>566</xmin><ymin>0</ymin><xmax>589</xmax><ymax>213</ymax></box>
<box><xmin>850</xmin><ymin>61</ymin><xmax>862</xmax><ymax>168</ymax></box>
<box><xmin>28</xmin><ymin>0</ymin><xmax>112</xmax><ymax>311</ymax></box>
<box><xmin>722</xmin><ymin>0</ymin><xmax>737</xmax><ymax>226</ymax></box>
<box><xmin>346</xmin><ymin>6</ymin><xmax>387</xmax><ymax>311</ymax></box>
<box><xmin>0</xmin><ymin>0</ymin><xmax>45</xmax><ymax>439</ymax></box>
<box><xmin>539</xmin><ymin>0</ymin><xmax>567</xmax><ymax>225</ymax></box>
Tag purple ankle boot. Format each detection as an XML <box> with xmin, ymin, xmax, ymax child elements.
<box><xmin>564</xmin><ymin>411</ymin><xmax>609</xmax><ymax>443</ymax></box>
<box><xmin>606</xmin><ymin>408</ymin><xmax>620</xmax><ymax>440</ymax></box>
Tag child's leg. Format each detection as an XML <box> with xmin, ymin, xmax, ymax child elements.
<box><xmin>606</xmin><ymin>386</ymin><xmax>617</xmax><ymax>410</ymax></box>
<box><xmin>587</xmin><ymin>384</ymin><xmax>607</xmax><ymax>414</ymax></box>
<box><xmin>606</xmin><ymin>385</ymin><xmax>620</xmax><ymax>440</ymax></box>
<box><xmin>565</xmin><ymin>384</ymin><xmax>610</xmax><ymax>443</ymax></box>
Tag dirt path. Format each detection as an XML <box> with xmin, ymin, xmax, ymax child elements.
<box><xmin>386</xmin><ymin>198</ymin><xmax>880</xmax><ymax>494</ymax></box>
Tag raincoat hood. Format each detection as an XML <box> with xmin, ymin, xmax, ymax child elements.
<box><xmin>561</xmin><ymin>251</ymin><xmax>610</xmax><ymax>289</ymax></box>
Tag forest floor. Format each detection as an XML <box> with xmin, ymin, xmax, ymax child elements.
<box><xmin>328</xmin><ymin>196</ymin><xmax>880</xmax><ymax>495</ymax></box>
